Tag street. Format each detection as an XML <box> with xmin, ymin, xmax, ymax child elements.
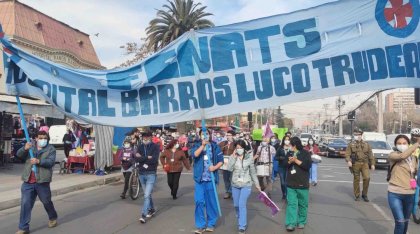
<box><xmin>0</xmin><ymin>157</ymin><xmax>418</xmax><ymax>234</ymax></box>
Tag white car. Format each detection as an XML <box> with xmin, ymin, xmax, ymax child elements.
<box><xmin>300</xmin><ymin>133</ymin><xmax>313</xmax><ymax>146</ymax></box>
<box><xmin>365</xmin><ymin>140</ymin><xmax>393</xmax><ymax>168</ymax></box>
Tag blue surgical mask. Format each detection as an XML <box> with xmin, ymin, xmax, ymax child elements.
<box><xmin>236</xmin><ymin>149</ymin><xmax>244</xmax><ymax>155</ymax></box>
<box><xmin>38</xmin><ymin>139</ymin><xmax>48</xmax><ymax>148</ymax></box>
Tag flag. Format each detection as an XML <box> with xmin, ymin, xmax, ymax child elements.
<box><xmin>257</xmin><ymin>191</ymin><xmax>280</xmax><ymax>216</ymax></box>
<box><xmin>263</xmin><ymin>121</ymin><xmax>274</xmax><ymax>139</ymax></box>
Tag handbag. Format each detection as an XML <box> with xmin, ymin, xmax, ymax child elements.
<box><xmin>256</xmin><ymin>146</ymin><xmax>271</xmax><ymax>177</ymax></box>
<box><xmin>311</xmin><ymin>154</ymin><xmax>322</xmax><ymax>163</ymax></box>
<box><xmin>163</xmin><ymin>154</ymin><xmax>171</xmax><ymax>173</ymax></box>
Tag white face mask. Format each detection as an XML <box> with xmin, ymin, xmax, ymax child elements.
<box><xmin>284</xmin><ymin>140</ymin><xmax>290</xmax><ymax>145</ymax></box>
<box><xmin>355</xmin><ymin>135</ymin><xmax>362</xmax><ymax>141</ymax></box>
<box><xmin>174</xmin><ymin>144</ymin><xmax>179</xmax><ymax>149</ymax></box>
<box><xmin>236</xmin><ymin>148</ymin><xmax>244</xmax><ymax>155</ymax></box>
<box><xmin>271</xmin><ymin>139</ymin><xmax>276</xmax><ymax>143</ymax></box>
<box><xmin>38</xmin><ymin>139</ymin><xmax>48</xmax><ymax>148</ymax></box>
<box><xmin>302</xmin><ymin>142</ymin><xmax>308</xmax><ymax>146</ymax></box>
<box><xmin>309</xmin><ymin>140</ymin><xmax>314</xmax><ymax>145</ymax></box>
<box><xmin>396</xmin><ymin>144</ymin><xmax>408</xmax><ymax>152</ymax></box>
<box><xmin>261</xmin><ymin>142</ymin><xmax>268</xmax><ymax>146</ymax></box>
<box><xmin>124</xmin><ymin>144</ymin><xmax>131</xmax><ymax>149</ymax></box>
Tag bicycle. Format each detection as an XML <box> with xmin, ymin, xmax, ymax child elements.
<box><xmin>128</xmin><ymin>162</ymin><xmax>141</xmax><ymax>200</ymax></box>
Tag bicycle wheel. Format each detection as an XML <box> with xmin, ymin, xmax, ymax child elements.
<box><xmin>129</xmin><ymin>170</ymin><xmax>140</xmax><ymax>200</ymax></box>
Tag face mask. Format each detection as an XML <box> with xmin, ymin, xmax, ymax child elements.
<box><xmin>309</xmin><ymin>140</ymin><xmax>314</xmax><ymax>145</ymax></box>
<box><xmin>143</xmin><ymin>139</ymin><xmax>151</xmax><ymax>145</ymax></box>
<box><xmin>236</xmin><ymin>149</ymin><xmax>244</xmax><ymax>155</ymax></box>
<box><xmin>284</xmin><ymin>140</ymin><xmax>290</xmax><ymax>145</ymax></box>
<box><xmin>245</xmin><ymin>136</ymin><xmax>249</xmax><ymax>140</ymax></box>
<box><xmin>175</xmin><ymin>144</ymin><xmax>180</xmax><ymax>149</ymax></box>
<box><xmin>396</xmin><ymin>144</ymin><xmax>408</xmax><ymax>152</ymax></box>
<box><xmin>124</xmin><ymin>144</ymin><xmax>131</xmax><ymax>149</ymax></box>
<box><xmin>233</xmin><ymin>136</ymin><xmax>239</xmax><ymax>141</ymax></box>
<box><xmin>355</xmin><ymin>136</ymin><xmax>362</xmax><ymax>141</ymax></box>
<box><xmin>216</xmin><ymin>134</ymin><xmax>221</xmax><ymax>138</ymax></box>
<box><xmin>261</xmin><ymin>142</ymin><xmax>268</xmax><ymax>146</ymax></box>
<box><xmin>191</xmin><ymin>133</ymin><xmax>196</xmax><ymax>136</ymax></box>
<box><xmin>38</xmin><ymin>139</ymin><xmax>48</xmax><ymax>148</ymax></box>
<box><xmin>156</xmin><ymin>134</ymin><xmax>160</xmax><ymax>138</ymax></box>
<box><xmin>271</xmin><ymin>139</ymin><xmax>276</xmax><ymax>143</ymax></box>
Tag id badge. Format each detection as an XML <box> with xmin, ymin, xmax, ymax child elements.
<box><xmin>237</xmin><ymin>176</ymin><xmax>244</xmax><ymax>183</ymax></box>
<box><xmin>124</xmin><ymin>153</ymin><xmax>130</xmax><ymax>157</ymax></box>
<box><xmin>291</xmin><ymin>169</ymin><xmax>296</xmax><ymax>175</ymax></box>
<box><xmin>204</xmin><ymin>155</ymin><xmax>209</xmax><ymax>161</ymax></box>
<box><xmin>143</xmin><ymin>164</ymin><xmax>149</xmax><ymax>169</ymax></box>
<box><xmin>170</xmin><ymin>159</ymin><xmax>175</xmax><ymax>162</ymax></box>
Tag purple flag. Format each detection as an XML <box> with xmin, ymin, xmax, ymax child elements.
<box><xmin>263</xmin><ymin>121</ymin><xmax>274</xmax><ymax>139</ymax></box>
<box><xmin>257</xmin><ymin>191</ymin><xmax>280</xmax><ymax>216</ymax></box>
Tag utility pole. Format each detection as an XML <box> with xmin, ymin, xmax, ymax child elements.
<box><xmin>377</xmin><ymin>92</ymin><xmax>384</xmax><ymax>133</ymax></box>
<box><xmin>336</xmin><ymin>97</ymin><xmax>345</xmax><ymax>137</ymax></box>
<box><xmin>323</xmin><ymin>104</ymin><xmax>329</xmax><ymax>134</ymax></box>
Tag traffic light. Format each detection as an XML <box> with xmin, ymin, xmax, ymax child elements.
<box><xmin>347</xmin><ymin>111</ymin><xmax>356</xmax><ymax>120</ymax></box>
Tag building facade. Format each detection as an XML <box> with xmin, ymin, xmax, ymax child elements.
<box><xmin>385</xmin><ymin>91</ymin><xmax>419</xmax><ymax>113</ymax></box>
<box><xmin>0</xmin><ymin>0</ymin><xmax>104</xmax><ymax>117</ymax></box>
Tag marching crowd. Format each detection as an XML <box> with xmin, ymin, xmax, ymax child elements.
<box><xmin>13</xmin><ymin>127</ymin><xmax>420</xmax><ymax>234</ymax></box>
<box><xmin>117</xmin><ymin>128</ymin><xmax>323</xmax><ymax>233</ymax></box>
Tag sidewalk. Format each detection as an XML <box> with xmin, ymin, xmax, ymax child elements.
<box><xmin>0</xmin><ymin>163</ymin><xmax>123</xmax><ymax>211</ymax></box>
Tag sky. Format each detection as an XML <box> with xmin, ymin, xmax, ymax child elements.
<box><xmin>18</xmin><ymin>0</ymin><xmax>402</xmax><ymax>128</ymax></box>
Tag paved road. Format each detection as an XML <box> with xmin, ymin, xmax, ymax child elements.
<box><xmin>0</xmin><ymin>157</ymin><xmax>418</xmax><ymax>234</ymax></box>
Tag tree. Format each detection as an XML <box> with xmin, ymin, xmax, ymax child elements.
<box><xmin>119</xmin><ymin>38</ymin><xmax>152</xmax><ymax>67</ymax></box>
<box><xmin>354</xmin><ymin>100</ymin><xmax>377</xmax><ymax>132</ymax></box>
<box><xmin>146</xmin><ymin>0</ymin><xmax>214</xmax><ymax>52</ymax></box>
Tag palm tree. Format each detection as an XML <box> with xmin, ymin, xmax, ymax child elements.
<box><xmin>146</xmin><ymin>0</ymin><xmax>214</xmax><ymax>52</ymax></box>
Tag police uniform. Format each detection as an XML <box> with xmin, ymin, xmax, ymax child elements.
<box><xmin>345</xmin><ymin>140</ymin><xmax>375</xmax><ymax>199</ymax></box>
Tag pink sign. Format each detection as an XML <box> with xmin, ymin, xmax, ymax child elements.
<box><xmin>257</xmin><ymin>191</ymin><xmax>280</xmax><ymax>216</ymax></box>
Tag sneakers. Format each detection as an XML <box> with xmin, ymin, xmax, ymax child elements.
<box><xmin>286</xmin><ymin>225</ymin><xmax>295</xmax><ymax>232</ymax></box>
<box><xmin>223</xmin><ymin>193</ymin><xmax>231</xmax><ymax>199</ymax></box>
<box><xmin>139</xmin><ymin>215</ymin><xmax>146</xmax><ymax>224</ymax></box>
<box><xmin>362</xmin><ymin>195</ymin><xmax>370</xmax><ymax>202</ymax></box>
<box><xmin>48</xmin><ymin>220</ymin><xmax>57</xmax><ymax>228</ymax></box>
<box><xmin>205</xmin><ymin>227</ymin><xmax>214</xmax><ymax>232</ymax></box>
<box><xmin>355</xmin><ymin>196</ymin><xmax>360</xmax><ymax>201</ymax></box>
<box><xmin>297</xmin><ymin>224</ymin><xmax>305</xmax><ymax>229</ymax></box>
<box><xmin>146</xmin><ymin>209</ymin><xmax>157</xmax><ymax>218</ymax></box>
<box><xmin>120</xmin><ymin>193</ymin><xmax>126</xmax><ymax>199</ymax></box>
<box><xmin>238</xmin><ymin>229</ymin><xmax>246</xmax><ymax>234</ymax></box>
<box><xmin>15</xmin><ymin>230</ymin><xmax>30</xmax><ymax>234</ymax></box>
<box><xmin>194</xmin><ymin>228</ymin><xmax>206</xmax><ymax>234</ymax></box>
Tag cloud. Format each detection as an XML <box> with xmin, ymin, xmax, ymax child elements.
<box><xmin>20</xmin><ymin>0</ymin><xmax>167</xmax><ymax>68</ymax></box>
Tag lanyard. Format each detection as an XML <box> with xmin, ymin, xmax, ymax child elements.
<box><xmin>406</xmin><ymin>156</ymin><xmax>415</xmax><ymax>177</ymax></box>
<box><xmin>143</xmin><ymin>144</ymin><xmax>149</xmax><ymax>157</ymax></box>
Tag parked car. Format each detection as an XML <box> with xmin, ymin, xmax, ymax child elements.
<box><xmin>319</xmin><ymin>138</ymin><xmax>348</xmax><ymax>158</ymax></box>
<box><xmin>365</xmin><ymin>140</ymin><xmax>393</xmax><ymax>168</ymax></box>
<box><xmin>49</xmin><ymin>125</ymin><xmax>67</xmax><ymax>148</ymax></box>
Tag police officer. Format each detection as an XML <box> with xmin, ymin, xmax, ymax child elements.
<box><xmin>345</xmin><ymin>129</ymin><xmax>375</xmax><ymax>202</ymax></box>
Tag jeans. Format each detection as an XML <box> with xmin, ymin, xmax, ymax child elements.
<box><xmin>285</xmin><ymin>188</ymin><xmax>309</xmax><ymax>227</ymax></box>
<box><xmin>19</xmin><ymin>182</ymin><xmax>58</xmax><ymax>231</ymax></box>
<box><xmin>388</xmin><ymin>192</ymin><xmax>414</xmax><ymax>234</ymax></box>
<box><xmin>272</xmin><ymin>160</ymin><xmax>279</xmax><ymax>180</ymax></box>
<box><xmin>310</xmin><ymin>163</ymin><xmax>318</xmax><ymax>183</ymax></box>
<box><xmin>222</xmin><ymin>170</ymin><xmax>232</xmax><ymax>194</ymax></box>
<box><xmin>279</xmin><ymin>167</ymin><xmax>287</xmax><ymax>198</ymax></box>
<box><xmin>139</xmin><ymin>173</ymin><xmax>157</xmax><ymax>216</ymax></box>
<box><xmin>232</xmin><ymin>186</ymin><xmax>252</xmax><ymax>230</ymax></box>
<box><xmin>195</xmin><ymin>181</ymin><xmax>218</xmax><ymax>229</ymax></box>
<box><xmin>167</xmin><ymin>172</ymin><xmax>181</xmax><ymax>197</ymax></box>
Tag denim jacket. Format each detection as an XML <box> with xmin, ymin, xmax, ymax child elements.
<box><xmin>227</xmin><ymin>153</ymin><xmax>259</xmax><ymax>188</ymax></box>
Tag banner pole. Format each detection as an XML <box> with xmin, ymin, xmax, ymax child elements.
<box><xmin>189</xmin><ymin>28</ymin><xmax>222</xmax><ymax>217</ymax></box>
<box><xmin>201</xmin><ymin>119</ymin><xmax>222</xmax><ymax>217</ymax></box>
<box><xmin>15</xmin><ymin>96</ymin><xmax>36</xmax><ymax>173</ymax></box>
